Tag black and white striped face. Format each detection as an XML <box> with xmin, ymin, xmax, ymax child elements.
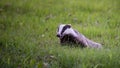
<box><xmin>57</xmin><ymin>24</ymin><xmax>71</xmax><ymax>38</ymax></box>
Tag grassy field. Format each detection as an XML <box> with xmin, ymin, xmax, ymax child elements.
<box><xmin>0</xmin><ymin>0</ymin><xmax>120</xmax><ymax>68</ymax></box>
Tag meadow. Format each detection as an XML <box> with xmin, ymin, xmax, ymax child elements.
<box><xmin>0</xmin><ymin>0</ymin><xmax>120</xmax><ymax>68</ymax></box>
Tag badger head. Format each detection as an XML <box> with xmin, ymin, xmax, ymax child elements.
<box><xmin>56</xmin><ymin>24</ymin><xmax>71</xmax><ymax>38</ymax></box>
<box><xmin>56</xmin><ymin>24</ymin><xmax>78</xmax><ymax>39</ymax></box>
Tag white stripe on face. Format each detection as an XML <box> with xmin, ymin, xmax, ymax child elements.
<box><xmin>57</xmin><ymin>24</ymin><xmax>65</xmax><ymax>37</ymax></box>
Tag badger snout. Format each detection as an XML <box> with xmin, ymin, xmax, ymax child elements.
<box><xmin>56</xmin><ymin>34</ymin><xmax>64</xmax><ymax>39</ymax></box>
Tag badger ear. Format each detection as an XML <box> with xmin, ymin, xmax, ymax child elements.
<box><xmin>66</xmin><ymin>24</ymin><xmax>71</xmax><ymax>28</ymax></box>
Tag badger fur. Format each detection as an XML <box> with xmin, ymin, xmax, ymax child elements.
<box><xmin>56</xmin><ymin>24</ymin><xmax>102</xmax><ymax>48</ymax></box>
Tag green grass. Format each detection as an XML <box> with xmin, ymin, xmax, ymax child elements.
<box><xmin>0</xmin><ymin>0</ymin><xmax>120</xmax><ymax>68</ymax></box>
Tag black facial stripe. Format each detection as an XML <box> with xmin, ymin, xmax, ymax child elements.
<box><xmin>61</xmin><ymin>25</ymin><xmax>70</xmax><ymax>35</ymax></box>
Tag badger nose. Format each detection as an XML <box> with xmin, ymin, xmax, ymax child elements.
<box><xmin>56</xmin><ymin>34</ymin><xmax>60</xmax><ymax>37</ymax></box>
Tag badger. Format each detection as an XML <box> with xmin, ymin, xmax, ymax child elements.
<box><xmin>56</xmin><ymin>24</ymin><xmax>102</xmax><ymax>48</ymax></box>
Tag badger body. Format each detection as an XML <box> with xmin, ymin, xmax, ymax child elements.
<box><xmin>57</xmin><ymin>24</ymin><xmax>102</xmax><ymax>48</ymax></box>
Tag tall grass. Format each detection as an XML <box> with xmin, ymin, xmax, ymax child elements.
<box><xmin>0</xmin><ymin>0</ymin><xmax>120</xmax><ymax>68</ymax></box>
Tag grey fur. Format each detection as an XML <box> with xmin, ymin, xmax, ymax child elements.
<box><xmin>72</xmin><ymin>30</ymin><xmax>102</xmax><ymax>48</ymax></box>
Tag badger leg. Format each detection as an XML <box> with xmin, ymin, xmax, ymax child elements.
<box><xmin>60</xmin><ymin>35</ymin><xmax>71</xmax><ymax>44</ymax></box>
